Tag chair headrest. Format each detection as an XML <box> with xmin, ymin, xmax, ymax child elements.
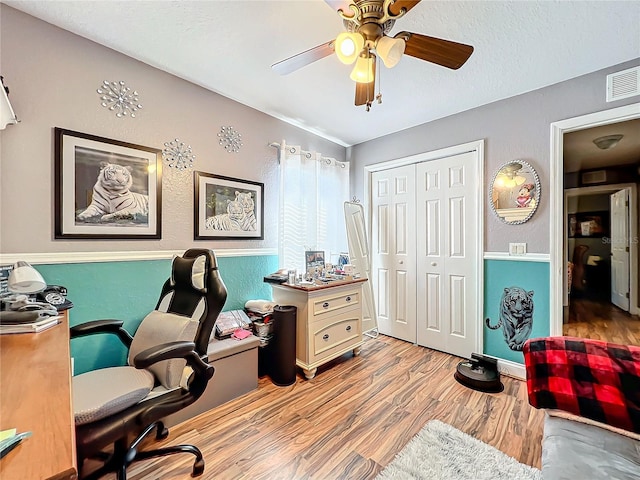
<box><xmin>170</xmin><ymin>254</ymin><xmax>207</xmax><ymax>292</ymax></box>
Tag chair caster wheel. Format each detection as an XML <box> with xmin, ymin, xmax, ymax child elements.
<box><xmin>156</xmin><ymin>426</ymin><xmax>169</xmax><ymax>440</ymax></box>
<box><xmin>191</xmin><ymin>459</ymin><xmax>205</xmax><ymax>477</ymax></box>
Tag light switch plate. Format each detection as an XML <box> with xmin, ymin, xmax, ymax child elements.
<box><xmin>509</xmin><ymin>243</ymin><xmax>527</xmax><ymax>255</ymax></box>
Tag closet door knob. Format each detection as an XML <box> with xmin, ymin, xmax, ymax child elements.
<box><xmin>431</xmin><ymin>262</ymin><xmax>437</xmax><ymax>266</ymax></box>
<box><xmin>399</xmin><ymin>260</ymin><xmax>404</xmax><ymax>264</ymax></box>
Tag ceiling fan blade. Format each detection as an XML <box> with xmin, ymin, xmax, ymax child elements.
<box><xmin>396</xmin><ymin>31</ymin><xmax>473</xmax><ymax>70</ymax></box>
<box><xmin>271</xmin><ymin>41</ymin><xmax>335</xmax><ymax>75</ymax></box>
<box><xmin>354</xmin><ymin>81</ymin><xmax>375</xmax><ymax>106</ymax></box>
<box><xmin>388</xmin><ymin>0</ymin><xmax>422</xmax><ymax>16</ymax></box>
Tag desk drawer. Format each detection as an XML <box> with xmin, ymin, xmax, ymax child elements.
<box><xmin>310</xmin><ymin>314</ymin><xmax>361</xmax><ymax>363</ymax></box>
<box><xmin>312</xmin><ymin>290</ymin><xmax>360</xmax><ymax>317</ymax></box>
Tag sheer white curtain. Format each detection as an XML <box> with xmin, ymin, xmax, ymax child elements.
<box><xmin>278</xmin><ymin>142</ymin><xmax>350</xmax><ymax>272</ymax></box>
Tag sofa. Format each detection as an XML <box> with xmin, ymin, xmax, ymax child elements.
<box><xmin>523</xmin><ymin>337</ymin><xmax>640</xmax><ymax>480</ymax></box>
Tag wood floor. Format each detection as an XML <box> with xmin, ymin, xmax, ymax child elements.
<box><xmin>97</xmin><ymin>335</ymin><xmax>544</xmax><ymax>480</ymax></box>
<box><xmin>564</xmin><ymin>297</ymin><xmax>640</xmax><ymax>345</ymax></box>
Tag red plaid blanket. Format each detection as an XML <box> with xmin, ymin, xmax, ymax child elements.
<box><xmin>524</xmin><ymin>336</ymin><xmax>640</xmax><ymax>433</ymax></box>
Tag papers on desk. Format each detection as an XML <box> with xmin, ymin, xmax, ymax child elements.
<box><xmin>0</xmin><ymin>311</ymin><xmax>61</xmax><ymax>334</ymax></box>
<box><xmin>0</xmin><ymin>429</ymin><xmax>32</xmax><ymax>459</ymax></box>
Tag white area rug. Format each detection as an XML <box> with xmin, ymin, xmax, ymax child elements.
<box><xmin>376</xmin><ymin>420</ymin><xmax>542</xmax><ymax>480</ymax></box>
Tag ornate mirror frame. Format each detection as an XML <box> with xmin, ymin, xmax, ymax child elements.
<box><xmin>490</xmin><ymin>160</ymin><xmax>541</xmax><ymax>225</ymax></box>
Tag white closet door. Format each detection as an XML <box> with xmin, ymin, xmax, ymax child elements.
<box><xmin>416</xmin><ymin>152</ymin><xmax>478</xmax><ymax>358</ymax></box>
<box><xmin>371</xmin><ymin>165</ymin><xmax>417</xmax><ymax>343</ymax></box>
<box><xmin>610</xmin><ymin>189</ymin><xmax>630</xmax><ymax>311</ymax></box>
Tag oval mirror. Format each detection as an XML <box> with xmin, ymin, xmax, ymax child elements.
<box><xmin>490</xmin><ymin>160</ymin><xmax>541</xmax><ymax>224</ymax></box>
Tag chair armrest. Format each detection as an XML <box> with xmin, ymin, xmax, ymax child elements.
<box><xmin>133</xmin><ymin>341</ymin><xmax>213</xmax><ymax>380</ymax></box>
<box><xmin>524</xmin><ymin>336</ymin><xmax>640</xmax><ymax>433</ymax></box>
<box><xmin>70</xmin><ymin>319</ymin><xmax>133</xmax><ymax>347</ymax></box>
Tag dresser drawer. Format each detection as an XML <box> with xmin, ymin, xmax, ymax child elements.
<box><xmin>312</xmin><ymin>290</ymin><xmax>360</xmax><ymax>317</ymax></box>
<box><xmin>310</xmin><ymin>314</ymin><xmax>361</xmax><ymax>363</ymax></box>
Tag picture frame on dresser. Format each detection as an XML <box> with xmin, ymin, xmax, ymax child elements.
<box><xmin>54</xmin><ymin>128</ymin><xmax>162</xmax><ymax>239</ymax></box>
<box><xmin>194</xmin><ymin>171</ymin><xmax>264</xmax><ymax>240</ymax></box>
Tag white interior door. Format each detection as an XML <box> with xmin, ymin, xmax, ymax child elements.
<box><xmin>610</xmin><ymin>189</ymin><xmax>630</xmax><ymax>311</ymax></box>
<box><xmin>416</xmin><ymin>153</ymin><xmax>478</xmax><ymax>358</ymax></box>
<box><xmin>371</xmin><ymin>165</ymin><xmax>417</xmax><ymax>342</ymax></box>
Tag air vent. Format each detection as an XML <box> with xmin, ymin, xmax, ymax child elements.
<box><xmin>606</xmin><ymin>66</ymin><xmax>640</xmax><ymax>102</ymax></box>
<box><xmin>582</xmin><ymin>170</ymin><xmax>607</xmax><ymax>185</ymax></box>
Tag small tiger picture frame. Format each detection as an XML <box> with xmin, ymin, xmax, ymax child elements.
<box><xmin>54</xmin><ymin>128</ymin><xmax>162</xmax><ymax>239</ymax></box>
<box><xmin>193</xmin><ymin>171</ymin><xmax>264</xmax><ymax>240</ymax></box>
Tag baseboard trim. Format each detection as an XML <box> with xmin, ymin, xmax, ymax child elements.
<box><xmin>484</xmin><ymin>252</ymin><xmax>550</xmax><ymax>262</ymax></box>
<box><xmin>0</xmin><ymin>248</ymin><xmax>278</xmax><ymax>265</ymax></box>
<box><xmin>495</xmin><ymin>358</ymin><xmax>526</xmax><ymax>380</ymax></box>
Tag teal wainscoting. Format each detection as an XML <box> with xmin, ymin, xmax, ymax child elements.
<box><xmin>483</xmin><ymin>259</ymin><xmax>550</xmax><ymax>364</ymax></box>
<box><xmin>36</xmin><ymin>254</ymin><xmax>278</xmax><ymax>375</ymax></box>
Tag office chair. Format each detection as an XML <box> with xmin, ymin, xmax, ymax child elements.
<box><xmin>71</xmin><ymin>249</ymin><xmax>227</xmax><ymax>480</ymax></box>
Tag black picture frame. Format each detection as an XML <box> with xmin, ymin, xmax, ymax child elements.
<box><xmin>305</xmin><ymin>251</ymin><xmax>325</xmax><ymax>271</ymax></box>
<box><xmin>193</xmin><ymin>171</ymin><xmax>264</xmax><ymax>240</ymax></box>
<box><xmin>54</xmin><ymin>128</ymin><xmax>162</xmax><ymax>239</ymax></box>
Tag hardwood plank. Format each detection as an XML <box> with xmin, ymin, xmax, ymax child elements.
<box><xmin>564</xmin><ymin>297</ymin><xmax>640</xmax><ymax>345</ymax></box>
<box><xmin>89</xmin><ymin>335</ymin><xmax>544</xmax><ymax>479</ymax></box>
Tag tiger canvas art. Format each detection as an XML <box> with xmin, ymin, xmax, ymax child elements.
<box><xmin>205</xmin><ymin>191</ymin><xmax>256</xmax><ymax>232</ymax></box>
<box><xmin>485</xmin><ymin>286</ymin><xmax>534</xmax><ymax>351</ymax></box>
<box><xmin>77</xmin><ymin>162</ymin><xmax>149</xmax><ymax>222</ymax></box>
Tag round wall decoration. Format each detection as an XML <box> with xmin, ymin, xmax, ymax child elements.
<box><xmin>218</xmin><ymin>126</ymin><xmax>242</xmax><ymax>153</ymax></box>
<box><xmin>97</xmin><ymin>80</ymin><xmax>142</xmax><ymax>118</ymax></box>
<box><xmin>162</xmin><ymin>138</ymin><xmax>195</xmax><ymax>170</ymax></box>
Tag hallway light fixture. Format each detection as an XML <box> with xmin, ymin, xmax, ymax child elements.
<box><xmin>593</xmin><ymin>134</ymin><xmax>623</xmax><ymax>150</ymax></box>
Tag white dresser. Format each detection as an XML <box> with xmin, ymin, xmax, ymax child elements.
<box><xmin>271</xmin><ymin>278</ymin><xmax>366</xmax><ymax>379</ymax></box>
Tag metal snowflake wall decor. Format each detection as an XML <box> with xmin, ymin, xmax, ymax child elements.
<box><xmin>97</xmin><ymin>80</ymin><xmax>142</xmax><ymax>118</ymax></box>
<box><xmin>218</xmin><ymin>126</ymin><xmax>242</xmax><ymax>153</ymax></box>
<box><xmin>162</xmin><ymin>139</ymin><xmax>195</xmax><ymax>170</ymax></box>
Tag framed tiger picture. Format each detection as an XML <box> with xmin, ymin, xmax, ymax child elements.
<box><xmin>54</xmin><ymin>128</ymin><xmax>162</xmax><ymax>239</ymax></box>
<box><xmin>194</xmin><ymin>171</ymin><xmax>264</xmax><ymax>240</ymax></box>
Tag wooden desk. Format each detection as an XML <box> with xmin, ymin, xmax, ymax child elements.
<box><xmin>0</xmin><ymin>311</ymin><xmax>77</xmax><ymax>480</ymax></box>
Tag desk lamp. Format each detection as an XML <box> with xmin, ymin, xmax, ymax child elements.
<box><xmin>7</xmin><ymin>261</ymin><xmax>46</xmax><ymax>294</ymax></box>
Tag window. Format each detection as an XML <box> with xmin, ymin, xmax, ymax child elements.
<box><xmin>278</xmin><ymin>145</ymin><xmax>349</xmax><ymax>272</ymax></box>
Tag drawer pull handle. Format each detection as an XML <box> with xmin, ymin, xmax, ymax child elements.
<box><xmin>346</xmin><ymin>325</ymin><xmax>352</xmax><ymax>331</ymax></box>
<box><xmin>322</xmin><ymin>302</ymin><xmax>330</xmax><ymax>309</ymax></box>
<box><xmin>346</xmin><ymin>296</ymin><xmax>352</xmax><ymax>302</ymax></box>
<box><xmin>323</xmin><ymin>334</ymin><xmax>330</xmax><ymax>341</ymax></box>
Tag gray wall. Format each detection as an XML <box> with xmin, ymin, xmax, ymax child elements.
<box><xmin>348</xmin><ymin>59</ymin><xmax>640</xmax><ymax>254</ymax></box>
<box><xmin>0</xmin><ymin>5</ymin><xmax>345</xmax><ymax>255</ymax></box>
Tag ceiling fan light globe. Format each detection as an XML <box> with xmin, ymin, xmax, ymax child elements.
<box><xmin>350</xmin><ymin>55</ymin><xmax>375</xmax><ymax>83</ymax></box>
<box><xmin>335</xmin><ymin>32</ymin><xmax>364</xmax><ymax>65</ymax></box>
<box><xmin>376</xmin><ymin>36</ymin><xmax>405</xmax><ymax>68</ymax></box>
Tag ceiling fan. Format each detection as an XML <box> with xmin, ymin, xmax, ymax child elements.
<box><xmin>272</xmin><ymin>0</ymin><xmax>474</xmax><ymax>111</ymax></box>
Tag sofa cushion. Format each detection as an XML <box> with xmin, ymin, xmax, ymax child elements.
<box><xmin>542</xmin><ymin>414</ymin><xmax>640</xmax><ymax>480</ymax></box>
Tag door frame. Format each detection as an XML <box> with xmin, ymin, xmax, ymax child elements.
<box><xmin>364</xmin><ymin>139</ymin><xmax>485</xmax><ymax>353</ymax></box>
<box><xmin>550</xmin><ymin>103</ymin><xmax>640</xmax><ymax>336</ymax></box>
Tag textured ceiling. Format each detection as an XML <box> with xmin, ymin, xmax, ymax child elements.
<box><xmin>4</xmin><ymin>0</ymin><xmax>640</xmax><ymax>147</ymax></box>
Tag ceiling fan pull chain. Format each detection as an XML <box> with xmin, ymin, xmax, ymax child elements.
<box><xmin>377</xmin><ymin>55</ymin><xmax>383</xmax><ymax>104</ymax></box>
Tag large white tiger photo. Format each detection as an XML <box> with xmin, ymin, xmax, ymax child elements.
<box><xmin>77</xmin><ymin>162</ymin><xmax>149</xmax><ymax>223</ymax></box>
